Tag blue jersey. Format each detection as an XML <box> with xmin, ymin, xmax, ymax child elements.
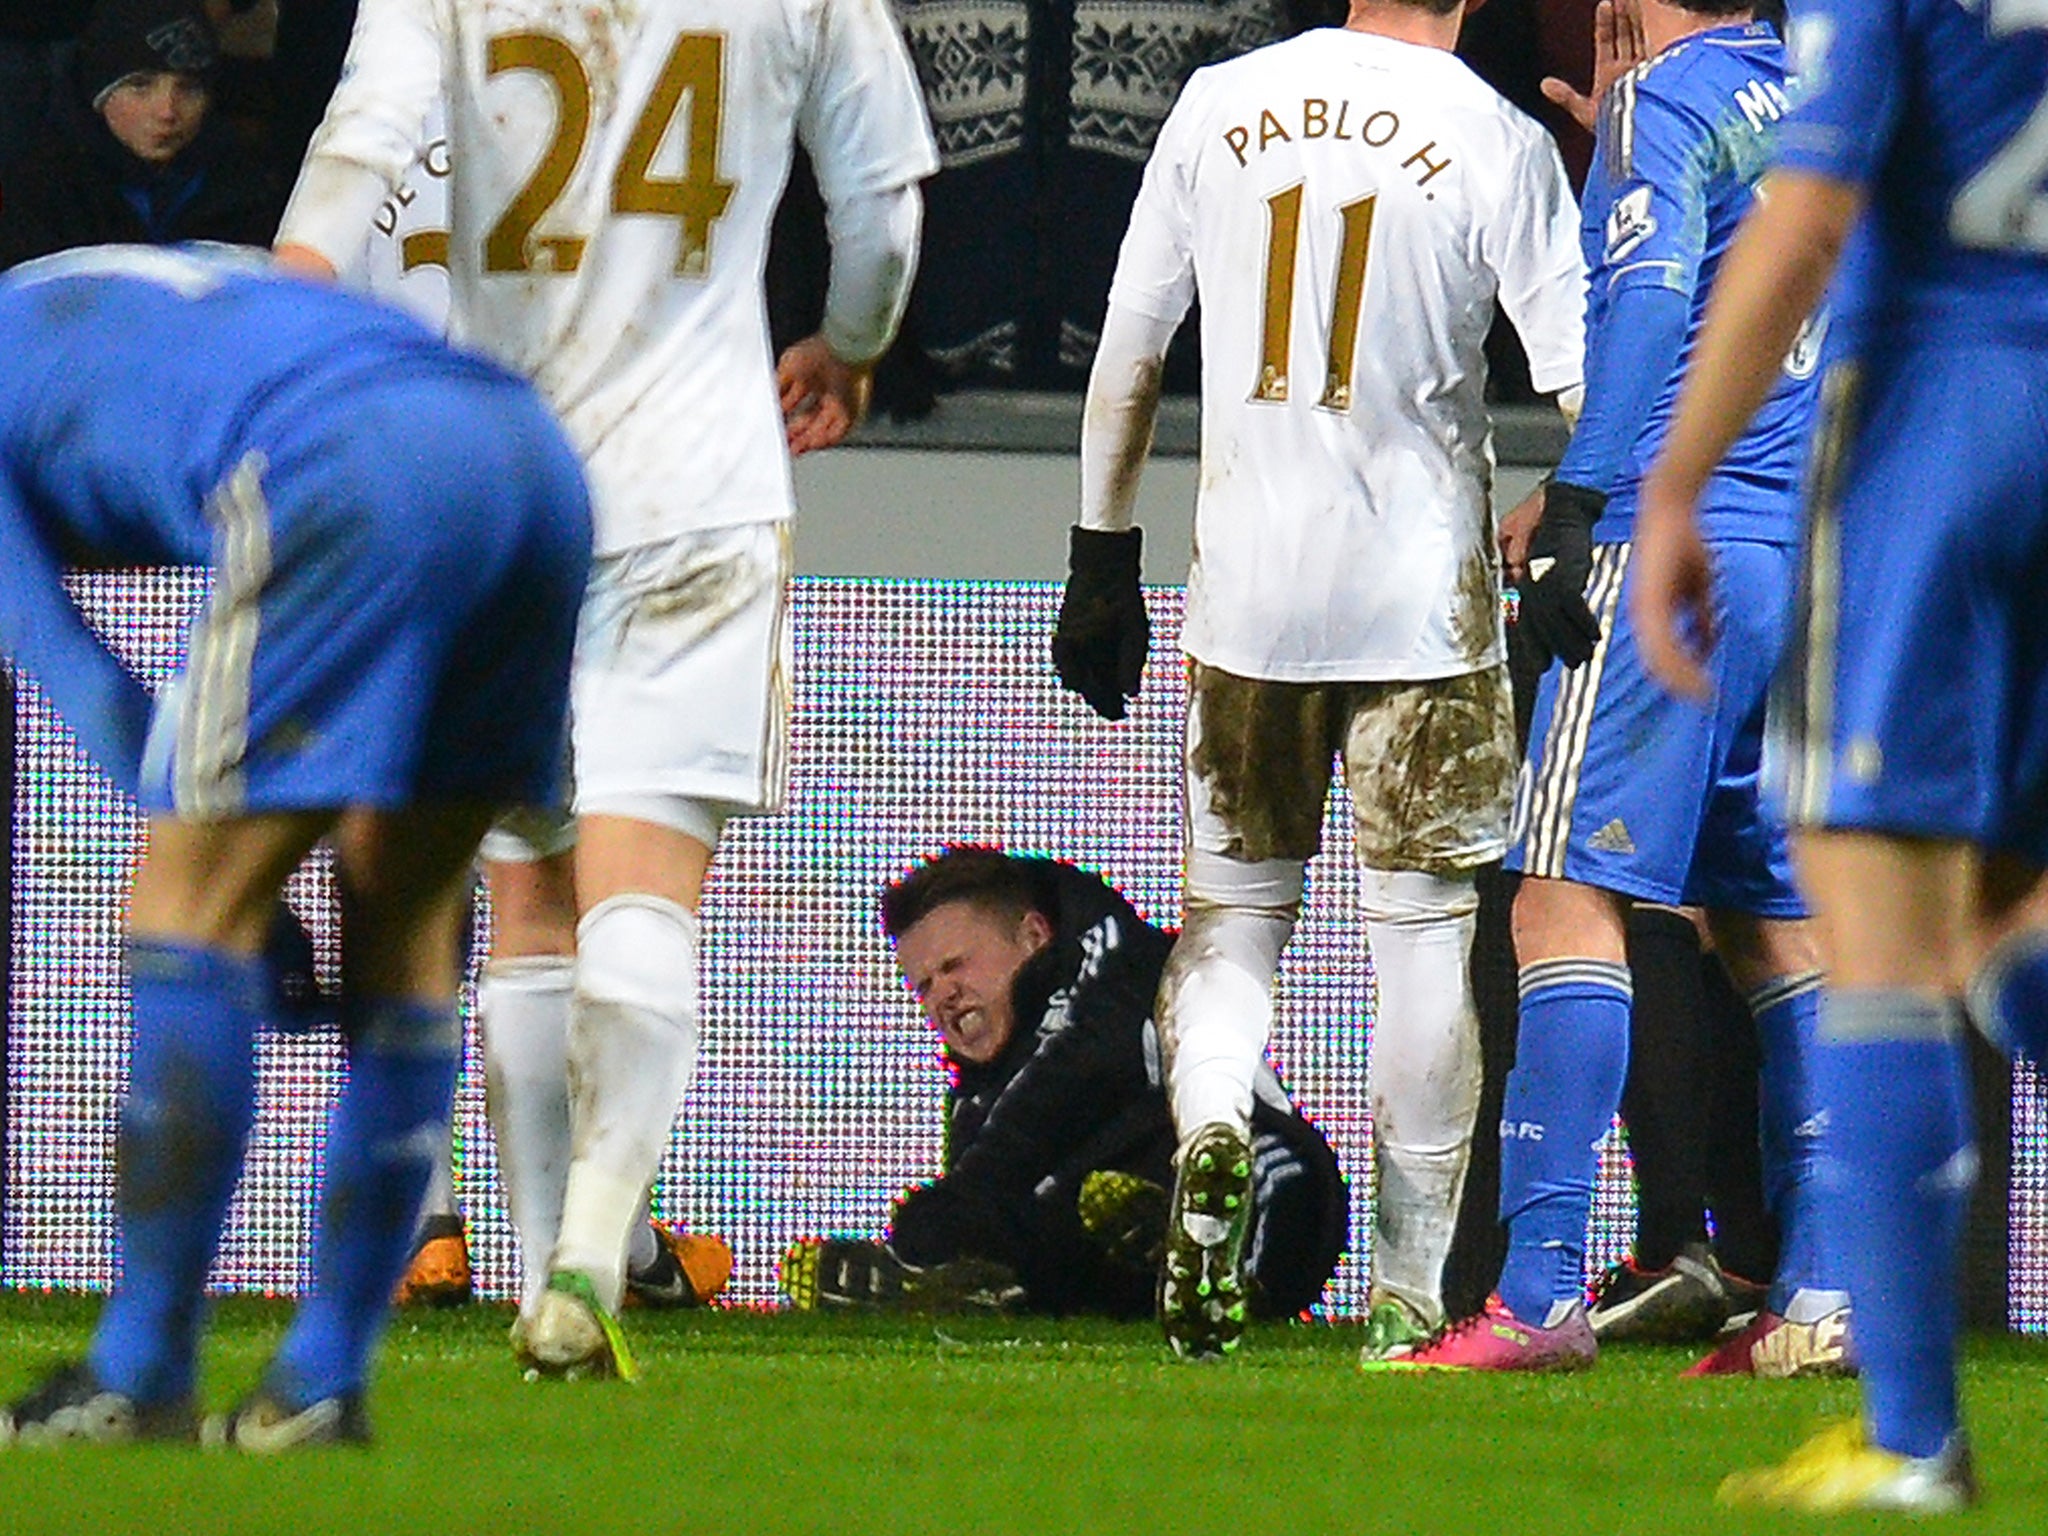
<box><xmin>0</xmin><ymin>246</ymin><xmax>585</xmax><ymax>806</ymax></box>
<box><xmin>1561</xmin><ymin>24</ymin><xmax>1819</xmax><ymax>543</ymax></box>
<box><xmin>1777</xmin><ymin>0</ymin><xmax>2048</xmax><ymax>350</ymax></box>
<box><xmin>1765</xmin><ymin>5</ymin><xmax>2048</xmax><ymax>855</ymax></box>
<box><xmin>0</xmin><ymin>247</ymin><xmax>513</xmax><ymax>567</ymax></box>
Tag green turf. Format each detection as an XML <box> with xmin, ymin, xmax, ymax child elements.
<box><xmin>2</xmin><ymin>1293</ymin><xmax>2044</xmax><ymax>1534</ymax></box>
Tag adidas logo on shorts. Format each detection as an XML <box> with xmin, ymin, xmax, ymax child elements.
<box><xmin>1587</xmin><ymin>819</ymin><xmax>1636</xmax><ymax>855</ymax></box>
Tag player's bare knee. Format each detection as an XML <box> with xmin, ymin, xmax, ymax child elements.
<box><xmin>1511</xmin><ymin>875</ymin><xmax>1627</xmax><ymax>964</ymax></box>
<box><xmin>484</xmin><ymin>849</ymin><xmax>579</xmax><ymax>960</ymax></box>
<box><xmin>342</xmin><ymin>876</ymin><xmax>473</xmax><ymax>1000</ymax></box>
<box><xmin>335</xmin><ymin>808</ymin><xmax>494</xmax><ymax>986</ymax></box>
<box><xmin>129</xmin><ymin>810</ymin><xmax>332</xmax><ymax>952</ymax></box>
<box><xmin>575</xmin><ymin>797</ymin><xmax>726</xmax><ymax>913</ymax></box>
<box><xmin>1709</xmin><ymin>911</ymin><xmax>1821</xmax><ymax>994</ymax></box>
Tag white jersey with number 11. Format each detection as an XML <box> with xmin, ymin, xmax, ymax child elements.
<box><xmin>1110</xmin><ymin>29</ymin><xmax>1585</xmax><ymax>682</ymax></box>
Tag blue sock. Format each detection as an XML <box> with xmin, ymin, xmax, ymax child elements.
<box><xmin>1967</xmin><ymin>927</ymin><xmax>2048</xmax><ymax>1063</ymax></box>
<box><xmin>89</xmin><ymin>941</ymin><xmax>263</xmax><ymax>1404</ymax></box>
<box><xmin>265</xmin><ymin>997</ymin><xmax>460</xmax><ymax>1406</ymax></box>
<box><xmin>1816</xmin><ymin>991</ymin><xmax>1974</xmax><ymax>1459</ymax></box>
<box><xmin>1750</xmin><ymin>971</ymin><xmax>1834</xmax><ymax>1310</ymax></box>
<box><xmin>1497</xmin><ymin>959</ymin><xmax>1632</xmax><ymax>1322</ymax></box>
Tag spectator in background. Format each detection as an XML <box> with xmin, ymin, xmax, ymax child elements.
<box><xmin>0</xmin><ymin>0</ymin><xmax>283</xmax><ymax>270</ymax></box>
<box><xmin>0</xmin><ymin>6</ymin><xmax>87</xmax><ymax>175</ymax></box>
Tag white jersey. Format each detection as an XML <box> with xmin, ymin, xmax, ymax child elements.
<box><xmin>282</xmin><ymin>0</ymin><xmax>937</xmax><ymax>553</ymax></box>
<box><xmin>360</xmin><ymin>103</ymin><xmax>453</xmax><ymax>330</ymax></box>
<box><xmin>1109</xmin><ymin>29</ymin><xmax>1585</xmax><ymax>681</ymax></box>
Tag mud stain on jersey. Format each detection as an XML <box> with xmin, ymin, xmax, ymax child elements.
<box><xmin>1103</xmin><ymin>352</ymin><xmax>1164</xmax><ymax>515</ymax></box>
<box><xmin>1446</xmin><ymin>536</ymin><xmax>1501</xmax><ymax>667</ymax></box>
<box><xmin>584</xmin><ymin>6</ymin><xmax>625</xmax><ymax>104</ymax></box>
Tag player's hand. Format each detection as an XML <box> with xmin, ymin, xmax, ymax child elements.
<box><xmin>1630</xmin><ymin>469</ymin><xmax>1717</xmax><ymax>701</ymax></box>
<box><xmin>1053</xmin><ymin>526</ymin><xmax>1149</xmax><ymax>720</ymax></box>
<box><xmin>777</xmin><ymin>334</ymin><xmax>873</xmax><ymax>457</ymax></box>
<box><xmin>1540</xmin><ymin>0</ymin><xmax>1647</xmax><ymax>132</ymax></box>
<box><xmin>273</xmin><ymin>243</ymin><xmax>338</xmax><ymax>281</ymax></box>
<box><xmin>1498</xmin><ymin>483</ymin><xmax>1546</xmax><ymax>575</ymax></box>
<box><xmin>1517</xmin><ymin>480</ymin><xmax>1605</xmax><ymax>670</ymax></box>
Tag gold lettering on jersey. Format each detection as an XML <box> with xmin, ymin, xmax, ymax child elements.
<box><xmin>534</xmin><ymin>235</ymin><xmax>588</xmax><ymax>271</ymax></box>
<box><xmin>375</xmin><ymin>139</ymin><xmax>451</xmax><ymax>237</ymax></box>
<box><xmin>1403</xmin><ymin>141</ymin><xmax>1452</xmax><ymax>186</ymax></box>
<box><xmin>1251</xmin><ymin>187</ymin><xmax>1379</xmax><ymax>413</ymax></box>
<box><xmin>374</xmin><ymin>182</ymin><xmax>417</xmax><ymax>237</ymax></box>
<box><xmin>1220</xmin><ymin>101</ymin><xmax>1448</xmax><ymax>184</ymax></box>
<box><xmin>615</xmin><ymin>32</ymin><xmax>734</xmax><ymax>277</ymax></box>
<box><xmin>484</xmin><ymin>32</ymin><xmax>592</xmax><ymax>273</ymax></box>
<box><xmin>400</xmin><ymin>230</ymin><xmax>451</xmax><ymax>273</ymax></box>
<box><xmin>482</xmin><ymin>29</ymin><xmax>736</xmax><ymax>277</ymax></box>
<box><xmin>1254</xmin><ymin>182</ymin><xmax>1305</xmax><ymax>401</ymax></box>
<box><xmin>1320</xmin><ymin>194</ymin><xmax>1376</xmax><ymax>410</ymax></box>
<box><xmin>1360</xmin><ymin>111</ymin><xmax>1399</xmax><ymax>148</ymax></box>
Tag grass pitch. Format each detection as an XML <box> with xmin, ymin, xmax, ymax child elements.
<box><xmin>1</xmin><ymin>1294</ymin><xmax>2045</xmax><ymax>1534</ymax></box>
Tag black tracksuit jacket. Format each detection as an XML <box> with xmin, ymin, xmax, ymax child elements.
<box><xmin>889</xmin><ymin>860</ymin><xmax>1347</xmax><ymax>1317</ymax></box>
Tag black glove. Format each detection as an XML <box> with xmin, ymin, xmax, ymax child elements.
<box><xmin>1518</xmin><ymin>479</ymin><xmax>1606</xmax><ymax>670</ymax></box>
<box><xmin>1052</xmin><ymin>525</ymin><xmax>1149</xmax><ymax>720</ymax></box>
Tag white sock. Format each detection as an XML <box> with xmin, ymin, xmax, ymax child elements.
<box><xmin>1160</xmin><ymin>897</ymin><xmax>1294</xmax><ymax>1140</ymax></box>
<box><xmin>481</xmin><ymin>955</ymin><xmax>575</xmax><ymax>1316</ymax></box>
<box><xmin>1361</xmin><ymin>867</ymin><xmax>1484</xmax><ymax>1328</ymax></box>
<box><xmin>552</xmin><ymin>895</ymin><xmax>701</xmax><ymax>1311</ymax></box>
<box><xmin>1783</xmin><ymin>1286</ymin><xmax>1852</xmax><ymax>1324</ymax></box>
<box><xmin>418</xmin><ymin>1133</ymin><xmax>459</xmax><ymax>1226</ymax></box>
<box><xmin>626</xmin><ymin>1192</ymin><xmax>658</xmax><ymax>1275</ymax></box>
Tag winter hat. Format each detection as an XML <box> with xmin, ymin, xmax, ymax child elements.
<box><xmin>78</xmin><ymin>0</ymin><xmax>219</xmax><ymax>111</ymax></box>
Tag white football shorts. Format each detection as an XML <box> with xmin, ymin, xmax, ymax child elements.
<box><xmin>573</xmin><ymin>519</ymin><xmax>792</xmax><ymax>825</ymax></box>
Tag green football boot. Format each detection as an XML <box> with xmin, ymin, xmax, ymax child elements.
<box><xmin>1158</xmin><ymin>1123</ymin><xmax>1253</xmax><ymax>1360</ymax></box>
<box><xmin>1357</xmin><ymin>1297</ymin><xmax>1435</xmax><ymax>1364</ymax></box>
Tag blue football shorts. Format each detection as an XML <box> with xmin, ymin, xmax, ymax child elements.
<box><xmin>1508</xmin><ymin>534</ymin><xmax>1806</xmax><ymax>917</ymax></box>
<box><xmin>1775</xmin><ymin>347</ymin><xmax>2048</xmax><ymax>863</ymax></box>
<box><xmin>138</xmin><ymin>367</ymin><xmax>591</xmax><ymax>818</ymax></box>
